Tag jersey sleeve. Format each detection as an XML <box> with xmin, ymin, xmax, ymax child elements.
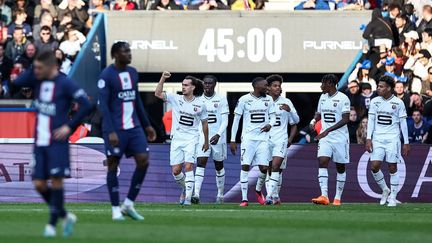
<box><xmin>97</xmin><ymin>74</ymin><xmax>115</xmax><ymax>134</ymax></box>
<box><xmin>200</xmin><ymin>102</ymin><xmax>208</xmax><ymax>121</ymax></box>
<box><xmin>287</xmin><ymin>99</ymin><xmax>299</xmax><ymax>125</ymax></box>
<box><xmin>64</xmin><ymin>79</ymin><xmax>92</xmax><ymax>130</ymax></box>
<box><xmin>234</xmin><ymin>97</ymin><xmax>245</xmax><ymax>115</ymax></box>
<box><xmin>398</xmin><ymin>100</ymin><xmax>407</xmax><ymax>118</ymax></box>
<box><xmin>368</xmin><ymin>99</ymin><xmax>377</xmax><ymax>116</ymax></box>
<box><xmin>163</xmin><ymin>92</ymin><xmax>176</xmax><ymax>104</ymax></box>
<box><xmin>317</xmin><ymin>94</ymin><xmax>323</xmax><ymax>114</ymax></box>
<box><xmin>268</xmin><ymin>98</ymin><xmax>276</xmax><ymax>115</ymax></box>
<box><xmin>220</xmin><ymin>96</ymin><xmax>229</xmax><ymax>115</ymax></box>
<box><xmin>341</xmin><ymin>95</ymin><xmax>351</xmax><ymax>114</ymax></box>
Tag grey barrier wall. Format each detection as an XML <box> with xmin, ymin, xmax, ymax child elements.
<box><xmin>105</xmin><ymin>11</ymin><xmax>371</xmax><ymax>73</ymax></box>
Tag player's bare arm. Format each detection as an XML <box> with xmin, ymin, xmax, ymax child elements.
<box><xmin>154</xmin><ymin>71</ymin><xmax>171</xmax><ymax>99</ymax></box>
<box><xmin>280</xmin><ymin>103</ymin><xmax>291</xmax><ymax>112</ymax></box>
<box><xmin>315</xmin><ymin>113</ymin><xmax>349</xmax><ymax>140</ymax></box>
<box><xmin>230</xmin><ymin>113</ymin><xmax>241</xmax><ymax>155</ymax></box>
<box><xmin>400</xmin><ymin>116</ymin><xmax>410</xmax><ymax>156</ymax></box>
<box><xmin>288</xmin><ymin>124</ymin><xmax>298</xmax><ymax>147</ymax></box>
<box><xmin>145</xmin><ymin>126</ymin><xmax>157</xmax><ymax>142</ymax></box>
<box><xmin>310</xmin><ymin>112</ymin><xmax>321</xmax><ymax>130</ymax></box>
<box><xmin>202</xmin><ymin>119</ymin><xmax>210</xmax><ymax>152</ymax></box>
<box><xmin>53</xmin><ymin>125</ymin><xmax>72</xmax><ymax>141</ymax></box>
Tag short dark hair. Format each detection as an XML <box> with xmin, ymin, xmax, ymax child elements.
<box><xmin>13</xmin><ymin>26</ymin><xmax>23</xmax><ymax>32</ymax></box>
<box><xmin>388</xmin><ymin>3</ymin><xmax>401</xmax><ymax>11</ymax></box>
<box><xmin>424</xmin><ymin>28</ymin><xmax>432</xmax><ymax>37</ymax></box>
<box><xmin>266</xmin><ymin>74</ymin><xmax>283</xmax><ymax>86</ymax></box>
<box><xmin>34</xmin><ymin>50</ymin><xmax>58</xmax><ymax>66</ymax></box>
<box><xmin>412</xmin><ymin>109</ymin><xmax>422</xmax><ymax>115</ymax></box>
<box><xmin>321</xmin><ymin>74</ymin><xmax>339</xmax><ymax>86</ymax></box>
<box><xmin>378</xmin><ymin>75</ymin><xmax>395</xmax><ymax>89</ymax></box>
<box><xmin>252</xmin><ymin>77</ymin><xmax>266</xmax><ymax>87</ymax></box>
<box><xmin>40</xmin><ymin>25</ymin><xmax>52</xmax><ymax>33</ymax></box>
<box><xmin>185</xmin><ymin>75</ymin><xmax>204</xmax><ymax>96</ymax></box>
<box><xmin>203</xmin><ymin>75</ymin><xmax>218</xmax><ymax>83</ymax></box>
<box><xmin>111</xmin><ymin>41</ymin><xmax>129</xmax><ymax>59</ymax></box>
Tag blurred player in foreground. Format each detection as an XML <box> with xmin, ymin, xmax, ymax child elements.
<box><xmin>264</xmin><ymin>75</ymin><xmax>299</xmax><ymax>205</ymax></box>
<box><xmin>311</xmin><ymin>74</ymin><xmax>351</xmax><ymax>206</ymax></box>
<box><xmin>155</xmin><ymin>71</ymin><xmax>209</xmax><ymax>206</ymax></box>
<box><xmin>98</xmin><ymin>42</ymin><xmax>157</xmax><ymax>221</ymax></box>
<box><xmin>192</xmin><ymin>75</ymin><xmax>229</xmax><ymax>204</ymax></box>
<box><xmin>230</xmin><ymin>77</ymin><xmax>276</xmax><ymax>207</ymax></box>
<box><xmin>14</xmin><ymin>51</ymin><xmax>92</xmax><ymax>237</ymax></box>
<box><xmin>366</xmin><ymin>75</ymin><xmax>410</xmax><ymax>207</ymax></box>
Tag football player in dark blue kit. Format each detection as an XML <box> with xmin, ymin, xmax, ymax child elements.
<box><xmin>13</xmin><ymin>51</ymin><xmax>92</xmax><ymax>237</ymax></box>
<box><xmin>98</xmin><ymin>42</ymin><xmax>157</xmax><ymax>221</ymax></box>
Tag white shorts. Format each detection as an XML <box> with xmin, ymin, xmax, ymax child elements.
<box><xmin>196</xmin><ymin>143</ymin><xmax>227</xmax><ymax>161</ymax></box>
<box><xmin>170</xmin><ymin>138</ymin><xmax>198</xmax><ymax>166</ymax></box>
<box><xmin>370</xmin><ymin>139</ymin><xmax>401</xmax><ymax>163</ymax></box>
<box><xmin>240</xmin><ymin>140</ymin><xmax>270</xmax><ymax>167</ymax></box>
<box><xmin>268</xmin><ymin>139</ymin><xmax>288</xmax><ymax>160</ymax></box>
<box><xmin>317</xmin><ymin>139</ymin><xmax>350</xmax><ymax>164</ymax></box>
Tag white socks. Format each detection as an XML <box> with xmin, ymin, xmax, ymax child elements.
<box><xmin>255</xmin><ymin>171</ymin><xmax>266</xmax><ymax>192</ymax></box>
<box><xmin>240</xmin><ymin>170</ymin><xmax>249</xmax><ymax>201</ymax></box>
<box><xmin>268</xmin><ymin>172</ymin><xmax>280</xmax><ymax>199</ymax></box>
<box><xmin>265</xmin><ymin>173</ymin><xmax>271</xmax><ymax>196</ymax></box>
<box><xmin>194</xmin><ymin>167</ymin><xmax>205</xmax><ymax>198</ymax></box>
<box><xmin>390</xmin><ymin>172</ymin><xmax>399</xmax><ymax>200</ymax></box>
<box><xmin>185</xmin><ymin>171</ymin><xmax>194</xmax><ymax>200</ymax></box>
<box><xmin>173</xmin><ymin>172</ymin><xmax>186</xmax><ymax>190</ymax></box>
<box><xmin>215</xmin><ymin>168</ymin><xmax>225</xmax><ymax>197</ymax></box>
<box><xmin>123</xmin><ymin>197</ymin><xmax>134</xmax><ymax>207</ymax></box>
<box><xmin>372</xmin><ymin>170</ymin><xmax>389</xmax><ymax>192</ymax></box>
<box><xmin>276</xmin><ymin>173</ymin><xmax>283</xmax><ymax>198</ymax></box>
<box><xmin>335</xmin><ymin>172</ymin><xmax>346</xmax><ymax>200</ymax></box>
<box><xmin>318</xmin><ymin>168</ymin><xmax>328</xmax><ymax>197</ymax></box>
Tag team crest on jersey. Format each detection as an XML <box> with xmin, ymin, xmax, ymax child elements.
<box><xmin>333</xmin><ymin>103</ymin><xmax>337</xmax><ymax>107</ymax></box>
<box><xmin>392</xmin><ymin>105</ymin><xmax>396</xmax><ymax>109</ymax></box>
<box><xmin>265</xmin><ymin>102</ymin><xmax>268</xmax><ymax>106</ymax></box>
<box><xmin>214</xmin><ymin>103</ymin><xmax>218</xmax><ymax>108</ymax></box>
<box><xmin>194</xmin><ymin>107</ymin><xmax>198</xmax><ymax>111</ymax></box>
<box><xmin>179</xmin><ymin>100</ymin><xmax>184</xmax><ymax>106</ymax></box>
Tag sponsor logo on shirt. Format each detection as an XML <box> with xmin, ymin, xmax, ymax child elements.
<box><xmin>34</xmin><ymin>100</ymin><xmax>56</xmax><ymax>116</ymax></box>
<box><xmin>118</xmin><ymin>90</ymin><xmax>136</xmax><ymax>101</ymax></box>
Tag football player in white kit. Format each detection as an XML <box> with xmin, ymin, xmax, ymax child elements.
<box><xmin>155</xmin><ymin>71</ymin><xmax>209</xmax><ymax>206</ymax></box>
<box><xmin>230</xmin><ymin>77</ymin><xmax>276</xmax><ymax>207</ymax></box>
<box><xmin>192</xmin><ymin>75</ymin><xmax>229</xmax><ymax>204</ymax></box>
<box><xmin>310</xmin><ymin>74</ymin><xmax>351</xmax><ymax>206</ymax></box>
<box><xmin>264</xmin><ymin>75</ymin><xmax>299</xmax><ymax>205</ymax></box>
<box><xmin>366</xmin><ymin>75</ymin><xmax>410</xmax><ymax>207</ymax></box>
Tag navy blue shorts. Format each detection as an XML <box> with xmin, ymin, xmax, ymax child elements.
<box><xmin>32</xmin><ymin>143</ymin><xmax>71</xmax><ymax>180</ymax></box>
<box><xmin>103</xmin><ymin>127</ymin><xmax>149</xmax><ymax>158</ymax></box>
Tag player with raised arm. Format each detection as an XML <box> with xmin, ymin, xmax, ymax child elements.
<box><xmin>311</xmin><ymin>74</ymin><xmax>351</xmax><ymax>206</ymax></box>
<box><xmin>155</xmin><ymin>71</ymin><xmax>209</xmax><ymax>206</ymax></box>
<box><xmin>98</xmin><ymin>42</ymin><xmax>157</xmax><ymax>221</ymax></box>
<box><xmin>191</xmin><ymin>75</ymin><xmax>229</xmax><ymax>204</ymax></box>
<box><xmin>366</xmin><ymin>75</ymin><xmax>410</xmax><ymax>207</ymax></box>
<box><xmin>230</xmin><ymin>77</ymin><xmax>276</xmax><ymax>207</ymax></box>
<box><xmin>264</xmin><ymin>75</ymin><xmax>299</xmax><ymax>205</ymax></box>
<box><xmin>13</xmin><ymin>51</ymin><xmax>92</xmax><ymax>237</ymax></box>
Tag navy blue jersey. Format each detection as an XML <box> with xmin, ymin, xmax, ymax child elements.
<box><xmin>14</xmin><ymin>70</ymin><xmax>92</xmax><ymax>146</ymax></box>
<box><xmin>97</xmin><ymin>64</ymin><xmax>150</xmax><ymax>134</ymax></box>
<box><xmin>408</xmin><ymin>121</ymin><xmax>429</xmax><ymax>144</ymax></box>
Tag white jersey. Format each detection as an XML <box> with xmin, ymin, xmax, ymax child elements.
<box><xmin>317</xmin><ymin>91</ymin><xmax>350</xmax><ymax>142</ymax></box>
<box><xmin>234</xmin><ymin>93</ymin><xmax>275</xmax><ymax>141</ymax></box>
<box><xmin>270</xmin><ymin>96</ymin><xmax>299</xmax><ymax>142</ymax></box>
<box><xmin>368</xmin><ymin>95</ymin><xmax>407</xmax><ymax>140</ymax></box>
<box><xmin>199</xmin><ymin>93</ymin><xmax>229</xmax><ymax>144</ymax></box>
<box><xmin>164</xmin><ymin>92</ymin><xmax>208</xmax><ymax>141</ymax></box>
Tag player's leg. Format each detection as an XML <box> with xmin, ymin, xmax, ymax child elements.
<box><xmin>239</xmin><ymin>140</ymin><xmax>254</xmax><ymax>206</ymax></box>
<box><xmin>33</xmin><ymin>147</ymin><xmax>51</xmax><ymax>204</ymax></box>
<box><xmin>272</xmin><ymin>169</ymin><xmax>283</xmax><ymax>205</ymax></box>
<box><xmin>266</xmin><ymin>156</ymin><xmax>283</xmax><ymax>205</ymax></box>
<box><xmin>332</xmin><ymin>141</ymin><xmax>349</xmax><ymax>206</ymax></box>
<box><xmin>170</xmin><ymin>140</ymin><xmax>186</xmax><ymax>205</ymax></box>
<box><xmin>106</xmin><ymin>156</ymin><xmax>124</xmax><ymax>220</ymax></box>
<box><xmin>385</xmin><ymin>141</ymin><xmax>401</xmax><ymax>207</ymax></box>
<box><xmin>183</xmin><ymin>162</ymin><xmax>195</xmax><ymax>206</ymax></box>
<box><xmin>264</xmin><ymin>161</ymin><xmax>272</xmax><ymax>200</ymax></box>
<box><xmin>370</xmin><ymin>140</ymin><xmax>390</xmax><ymax>205</ymax></box>
<box><xmin>312</xmin><ymin>140</ymin><xmax>331</xmax><ymax>205</ymax></box>
<box><xmin>254</xmin><ymin>141</ymin><xmax>270</xmax><ymax>205</ymax></box>
<box><xmin>193</xmin><ymin>154</ymin><xmax>209</xmax><ymax>204</ymax></box>
<box><xmin>212</xmin><ymin>143</ymin><xmax>227</xmax><ymax>204</ymax></box>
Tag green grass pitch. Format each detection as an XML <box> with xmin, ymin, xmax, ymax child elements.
<box><xmin>0</xmin><ymin>203</ymin><xmax>431</xmax><ymax>243</ymax></box>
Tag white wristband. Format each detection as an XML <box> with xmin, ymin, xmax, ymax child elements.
<box><xmin>310</xmin><ymin>119</ymin><xmax>316</xmax><ymax>126</ymax></box>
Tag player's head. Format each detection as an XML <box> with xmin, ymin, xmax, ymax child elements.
<box><xmin>111</xmin><ymin>41</ymin><xmax>131</xmax><ymax>65</ymax></box>
<box><xmin>252</xmin><ymin>77</ymin><xmax>268</xmax><ymax>97</ymax></box>
<box><xmin>203</xmin><ymin>75</ymin><xmax>217</xmax><ymax>96</ymax></box>
<box><xmin>33</xmin><ymin>51</ymin><xmax>58</xmax><ymax>80</ymax></box>
<box><xmin>266</xmin><ymin>74</ymin><xmax>283</xmax><ymax>97</ymax></box>
<box><xmin>183</xmin><ymin>75</ymin><xmax>204</xmax><ymax>97</ymax></box>
<box><xmin>377</xmin><ymin>75</ymin><xmax>395</xmax><ymax>97</ymax></box>
<box><xmin>320</xmin><ymin>74</ymin><xmax>339</xmax><ymax>93</ymax></box>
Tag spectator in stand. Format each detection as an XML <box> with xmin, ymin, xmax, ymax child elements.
<box><xmin>358</xmin><ymin>82</ymin><xmax>376</xmax><ymax>117</ymax></box>
<box><xmin>34</xmin><ymin>25</ymin><xmax>58</xmax><ymax>52</ymax></box>
<box><xmin>87</xmin><ymin>0</ymin><xmax>108</xmax><ymax>28</ymax></box>
<box><xmin>113</xmin><ymin>0</ymin><xmax>137</xmax><ymax>10</ymax></box>
<box><xmin>5</xmin><ymin>26</ymin><xmax>29</xmax><ymax>62</ymax></box>
<box><xmin>363</xmin><ymin>9</ymin><xmax>394</xmax><ymax>50</ymax></box>
<box><xmin>13</xmin><ymin>86</ymin><xmax>33</xmax><ymax>99</ymax></box>
<box><xmin>55</xmin><ymin>48</ymin><xmax>72</xmax><ymax>74</ymax></box>
<box><xmin>56</xmin><ymin>12</ymin><xmax>72</xmax><ymax>41</ymax></box>
<box><xmin>404</xmin><ymin>49</ymin><xmax>431</xmax><ymax>93</ymax></box>
<box><xmin>408</xmin><ymin>110</ymin><xmax>429</xmax><ymax>143</ymax></box>
<box><xmin>294</xmin><ymin>0</ymin><xmax>330</xmax><ymax>10</ymax></box>
<box><xmin>192</xmin><ymin>0</ymin><xmax>229</xmax><ymax>10</ymax></box>
<box><xmin>349</xmin><ymin>59</ymin><xmax>377</xmax><ymax>90</ymax></box>
<box><xmin>345</xmin><ymin>80</ymin><xmax>361</xmax><ymax>108</ymax></box>
<box><xmin>59</xmin><ymin>28</ymin><xmax>86</xmax><ymax>60</ymax></box>
<box><xmin>401</xmin><ymin>30</ymin><xmax>420</xmax><ymax>56</ymax></box>
<box><xmin>7</xmin><ymin>9</ymin><xmax>32</xmax><ymax>39</ymax></box>
<box><xmin>34</xmin><ymin>0</ymin><xmax>58</xmax><ymax>22</ymax></box>
<box><xmin>151</xmin><ymin>0</ymin><xmax>181</xmax><ymax>10</ymax></box>
<box><xmin>420</xmin><ymin>28</ymin><xmax>432</xmax><ymax>54</ymax></box>
<box><xmin>395</xmin><ymin>14</ymin><xmax>415</xmax><ymax>44</ymax></box>
<box><xmin>421</xmin><ymin>66</ymin><xmax>432</xmax><ymax>97</ymax></box>
<box><xmin>356</xmin><ymin>116</ymin><xmax>368</xmax><ymax>144</ymax></box>
<box><xmin>33</xmin><ymin>12</ymin><xmax>56</xmax><ymax>41</ymax></box>
<box><xmin>416</xmin><ymin>4</ymin><xmax>432</xmax><ymax>37</ymax></box>
<box><xmin>0</xmin><ymin>0</ymin><xmax>12</xmax><ymax>25</ymax></box>
<box><xmin>12</xmin><ymin>0</ymin><xmax>34</xmax><ymax>26</ymax></box>
<box><xmin>22</xmin><ymin>42</ymin><xmax>36</xmax><ymax>64</ymax></box>
<box><xmin>395</xmin><ymin>81</ymin><xmax>411</xmax><ymax>109</ymax></box>
<box><xmin>372</xmin><ymin>56</ymin><xmax>397</xmax><ymax>80</ymax></box>
<box><xmin>348</xmin><ymin>108</ymin><xmax>359</xmax><ymax>144</ymax></box>
<box><xmin>409</xmin><ymin>92</ymin><xmax>424</xmax><ymax>115</ymax></box>
<box><xmin>230</xmin><ymin>0</ymin><xmax>258</xmax><ymax>10</ymax></box>
<box><xmin>0</xmin><ymin>44</ymin><xmax>12</xmax><ymax>84</ymax></box>
<box><xmin>388</xmin><ymin>3</ymin><xmax>402</xmax><ymax>24</ymax></box>
<box><xmin>58</xmin><ymin>0</ymin><xmax>89</xmax><ymax>32</ymax></box>
<box><xmin>403</xmin><ymin>3</ymin><xmax>416</xmax><ymax>23</ymax></box>
<box><xmin>391</xmin><ymin>47</ymin><xmax>406</xmax><ymax>74</ymax></box>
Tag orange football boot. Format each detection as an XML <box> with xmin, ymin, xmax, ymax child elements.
<box><xmin>312</xmin><ymin>195</ymin><xmax>330</xmax><ymax>205</ymax></box>
<box><xmin>332</xmin><ymin>199</ymin><xmax>341</xmax><ymax>206</ymax></box>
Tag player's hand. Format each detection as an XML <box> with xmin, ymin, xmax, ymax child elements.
<box><xmin>402</xmin><ymin>144</ymin><xmax>410</xmax><ymax>156</ymax></box>
<box><xmin>280</xmin><ymin>104</ymin><xmax>291</xmax><ymax>112</ymax></box>
<box><xmin>365</xmin><ymin>139</ymin><xmax>373</xmax><ymax>153</ymax></box>
<box><xmin>202</xmin><ymin>142</ymin><xmax>209</xmax><ymax>152</ymax></box>
<box><xmin>230</xmin><ymin>142</ymin><xmax>237</xmax><ymax>155</ymax></box>
<box><xmin>108</xmin><ymin>132</ymin><xmax>120</xmax><ymax>147</ymax></box>
<box><xmin>145</xmin><ymin>126</ymin><xmax>157</xmax><ymax>142</ymax></box>
<box><xmin>53</xmin><ymin>125</ymin><xmax>71</xmax><ymax>141</ymax></box>
<box><xmin>162</xmin><ymin>71</ymin><xmax>171</xmax><ymax>80</ymax></box>
<box><xmin>210</xmin><ymin>134</ymin><xmax>220</xmax><ymax>145</ymax></box>
<box><xmin>261</xmin><ymin>124</ymin><xmax>272</xmax><ymax>132</ymax></box>
<box><xmin>314</xmin><ymin>130</ymin><xmax>328</xmax><ymax>141</ymax></box>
